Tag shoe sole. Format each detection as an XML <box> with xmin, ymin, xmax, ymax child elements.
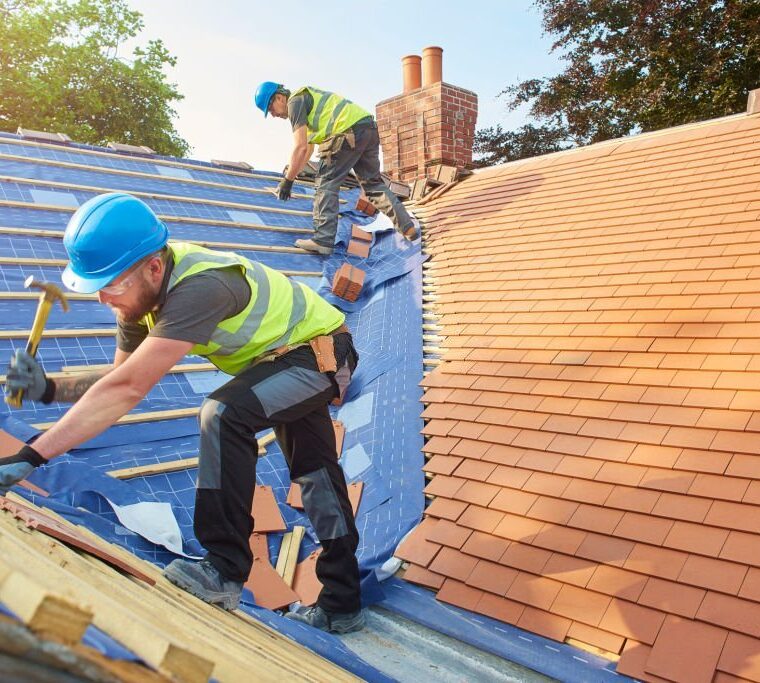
<box><xmin>294</xmin><ymin>242</ymin><xmax>333</xmax><ymax>255</ymax></box>
<box><xmin>285</xmin><ymin>612</ymin><xmax>366</xmax><ymax>634</ymax></box>
<box><xmin>164</xmin><ymin>567</ymin><xmax>240</xmax><ymax>611</ymax></box>
<box><xmin>329</xmin><ymin>618</ymin><xmax>366</xmax><ymax>634</ymax></box>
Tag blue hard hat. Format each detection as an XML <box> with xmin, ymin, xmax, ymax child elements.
<box><xmin>62</xmin><ymin>193</ymin><xmax>169</xmax><ymax>293</ymax></box>
<box><xmin>254</xmin><ymin>81</ymin><xmax>282</xmax><ymax>117</ymax></box>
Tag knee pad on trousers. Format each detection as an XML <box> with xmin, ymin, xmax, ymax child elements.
<box><xmin>295</xmin><ymin>467</ymin><xmax>349</xmax><ymax>540</ymax></box>
<box><xmin>198</xmin><ymin>397</ymin><xmax>227</xmax><ymax>489</ymax></box>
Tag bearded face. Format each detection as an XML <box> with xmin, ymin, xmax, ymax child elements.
<box><xmin>97</xmin><ymin>259</ymin><xmax>161</xmax><ymax>323</ymax></box>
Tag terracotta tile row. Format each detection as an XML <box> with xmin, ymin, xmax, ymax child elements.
<box><xmin>413</xmin><ymin>113</ymin><xmax>760</xmax><ymax>681</ymax></box>
<box><xmin>428</xmin><ymin>458</ymin><xmax>760</xmax><ymax>536</ymax></box>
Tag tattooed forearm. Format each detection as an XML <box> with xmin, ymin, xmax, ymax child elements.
<box><xmin>53</xmin><ymin>369</ymin><xmax>111</xmax><ymax>403</ymax></box>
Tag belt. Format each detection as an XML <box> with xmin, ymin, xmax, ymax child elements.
<box><xmin>250</xmin><ymin>324</ymin><xmax>350</xmax><ymax>367</ymax></box>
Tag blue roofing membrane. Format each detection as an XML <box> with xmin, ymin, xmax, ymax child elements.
<box><xmin>0</xmin><ymin>133</ymin><xmax>627</xmax><ymax>683</ymax></box>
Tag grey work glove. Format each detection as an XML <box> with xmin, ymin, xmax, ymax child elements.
<box><xmin>277</xmin><ymin>177</ymin><xmax>294</xmax><ymax>201</ymax></box>
<box><xmin>0</xmin><ymin>445</ymin><xmax>46</xmax><ymax>495</ymax></box>
<box><xmin>5</xmin><ymin>349</ymin><xmax>55</xmax><ymax>403</ymax></box>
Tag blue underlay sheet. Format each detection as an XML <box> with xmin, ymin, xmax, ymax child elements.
<box><xmin>0</xmin><ymin>132</ymin><xmax>628</xmax><ymax>683</ymax></box>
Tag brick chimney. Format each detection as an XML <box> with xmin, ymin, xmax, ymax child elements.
<box><xmin>376</xmin><ymin>46</ymin><xmax>478</xmax><ymax>182</ymax></box>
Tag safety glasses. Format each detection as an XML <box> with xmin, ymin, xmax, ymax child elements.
<box><xmin>99</xmin><ymin>261</ymin><xmax>146</xmax><ymax>296</ymax></box>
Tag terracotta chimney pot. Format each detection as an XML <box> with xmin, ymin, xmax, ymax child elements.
<box><xmin>402</xmin><ymin>55</ymin><xmax>422</xmax><ymax>93</ymax></box>
<box><xmin>422</xmin><ymin>46</ymin><xmax>443</xmax><ymax>87</ymax></box>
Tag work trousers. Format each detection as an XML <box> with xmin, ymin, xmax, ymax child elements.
<box><xmin>194</xmin><ymin>332</ymin><xmax>361</xmax><ymax>614</ymax></box>
<box><xmin>313</xmin><ymin>121</ymin><xmax>414</xmax><ymax>249</ymax></box>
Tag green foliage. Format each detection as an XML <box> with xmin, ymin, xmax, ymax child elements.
<box><xmin>474</xmin><ymin>123</ymin><xmax>571</xmax><ymax>166</ymax></box>
<box><xmin>475</xmin><ymin>0</ymin><xmax>760</xmax><ymax>166</ymax></box>
<box><xmin>0</xmin><ymin>0</ymin><xmax>189</xmax><ymax>156</ymax></box>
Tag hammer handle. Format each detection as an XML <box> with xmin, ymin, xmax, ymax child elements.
<box><xmin>25</xmin><ymin>299</ymin><xmax>53</xmax><ymax>357</ymax></box>
<box><xmin>5</xmin><ymin>299</ymin><xmax>54</xmax><ymax>408</ymax></box>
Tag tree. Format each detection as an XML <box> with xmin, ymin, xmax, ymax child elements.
<box><xmin>0</xmin><ymin>0</ymin><xmax>189</xmax><ymax>156</ymax></box>
<box><xmin>475</xmin><ymin>0</ymin><xmax>760</xmax><ymax>166</ymax></box>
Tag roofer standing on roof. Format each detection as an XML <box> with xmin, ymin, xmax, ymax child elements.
<box><xmin>254</xmin><ymin>81</ymin><xmax>419</xmax><ymax>255</ymax></box>
<box><xmin>0</xmin><ymin>192</ymin><xmax>365</xmax><ymax>633</ymax></box>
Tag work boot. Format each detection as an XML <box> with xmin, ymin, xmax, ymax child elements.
<box><xmin>294</xmin><ymin>238</ymin><xmax>333</xmax><ymax>256</ymax></box>
<box><xmin>163</xmin><ymin>558</ymin><xmax>243</xmax><ymax>611</ymax></box>
<box><xmin>285</xmin><ymin>605</ymin><xmax>366</xmax><ymax>634</ymax></box>
<box><xmin>401</xmin><ymin>218</ymin><xmax>420</xmax><ymax>241</ymax></box>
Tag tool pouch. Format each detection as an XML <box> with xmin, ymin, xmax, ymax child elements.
<box><xmin>317</xmin><ymin>133</ymin><xmax>348</xmax><ymax>163</ymax></box>
<box><xmin>309</xmin><ymin>332</ymin><xmax>355</xmax><ymax>406</ymax></box>
<box><xmin>309</xmin><ymin>335</ymin><xmax>338</xmax><ymax>374</ymax></box>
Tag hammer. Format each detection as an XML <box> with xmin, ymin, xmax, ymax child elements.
<box><xmin>5</xmin><ymin>277</ymin><xmax>69</xmax><ymax>408</ymax></box>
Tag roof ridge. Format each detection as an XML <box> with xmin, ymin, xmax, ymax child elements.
<box><xmin>479</xmin><ymin>111</ymin><xmax>754</xmax><ymax>174</ymax></box>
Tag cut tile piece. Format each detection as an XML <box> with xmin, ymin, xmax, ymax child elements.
<box><xmin>645</xmin><ymin>615</ymin><xmax>727</xmax><ymax>683</ymax></box>
<box><xmin>286</xmin><ymin>482</ymin><xmax>303</xmax><ymax>509</ymax></box>
<box><xmin>292</xmin><ymin>549</ymin><xmax>322</xmax><ymax>606</ymax></box>
<box><xmin>348</xmin><ymin>481</ymin><xmax>363</xmax><ymax>516</ymax></box>
<box><xmin>333</xmin><ymin>419</ymin><xmax>346</xmax><ymax>457</ymax></box>
<box><xmin>245</xmin><ymin>533</ymin><xmax>299</xmax><ymax>611</ymax></box>
<box><xmin>252</xmin><ymin>485</ymin><xmax>286</xmax><ymax>533</ymax></box>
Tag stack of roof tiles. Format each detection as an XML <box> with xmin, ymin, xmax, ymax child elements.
<box><xmin>402</xmin><ymin>110</ymin><xmax>760</xmax><ymax>681</ymax></box>
<box><xmin>332</xmin><ymin>263</ymin><xmax>366</xmax><ymax>302</ymax></box>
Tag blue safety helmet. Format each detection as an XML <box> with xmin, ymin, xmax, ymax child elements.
<box><xmin>62</xmin><ymin>192</ymin><xmax>168</xmax><ymax>294</ymax></box>
<box><xmin>254</xmin><ymin>81</ymin><xmax>282</xmax><ymax>117</ymax></box>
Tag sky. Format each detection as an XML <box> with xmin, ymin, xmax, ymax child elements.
<box><xmin>123</xmin><ymin>1</ymin><xmax>562</xmax><ymax>170</ymax></box>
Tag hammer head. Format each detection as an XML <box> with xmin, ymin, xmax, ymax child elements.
<box><xmin>24</xmin><ymin>276</ymin><xmax>70</xmax><ymax>312</ymax></box>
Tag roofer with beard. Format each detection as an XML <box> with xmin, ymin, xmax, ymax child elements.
<box><xmin>0</xmin><ymin>192</ymin><xmax>365</xmax><ymax>633</ymax></box>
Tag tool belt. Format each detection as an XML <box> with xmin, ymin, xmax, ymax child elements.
<box><xmin>317</xmin><ymin>130</ymin><xmax>356</xmax><ymax>164</ymax></box>
<box><xmin>251</xmin><ymin>324</ymin><xmax>352</xmax><ymax>405</ymax></box>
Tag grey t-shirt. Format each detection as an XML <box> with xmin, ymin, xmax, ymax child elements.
<box><xmin>288</xmin><ymin>91</ymin><xmax>313</xmax><ymax>132</ymax></box>
<box><xmin>117</xmin><ymin>265</ymin><xmax>250</xmax><ymax>352</ymax></box>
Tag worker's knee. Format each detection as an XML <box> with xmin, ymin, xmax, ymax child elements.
<box><xmin>199</xmin><ymin>397</ymin><xmax>226</xmax><ymax>435</ymax></box>
<box><xmin>197</xmin><ymin>398</ymin><xmax>227</xmax><ymax>489</ymax></box>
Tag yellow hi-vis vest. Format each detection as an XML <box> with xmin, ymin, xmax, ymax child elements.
<box><xmin>143</xmin><ymin>242</ymin><xmax>345</xmax><ymax>375</ymax></box>
<box><xmin>293</xmin><ymin>86</ymin><xmax>370</xmax><ymax>144</ymax></box>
